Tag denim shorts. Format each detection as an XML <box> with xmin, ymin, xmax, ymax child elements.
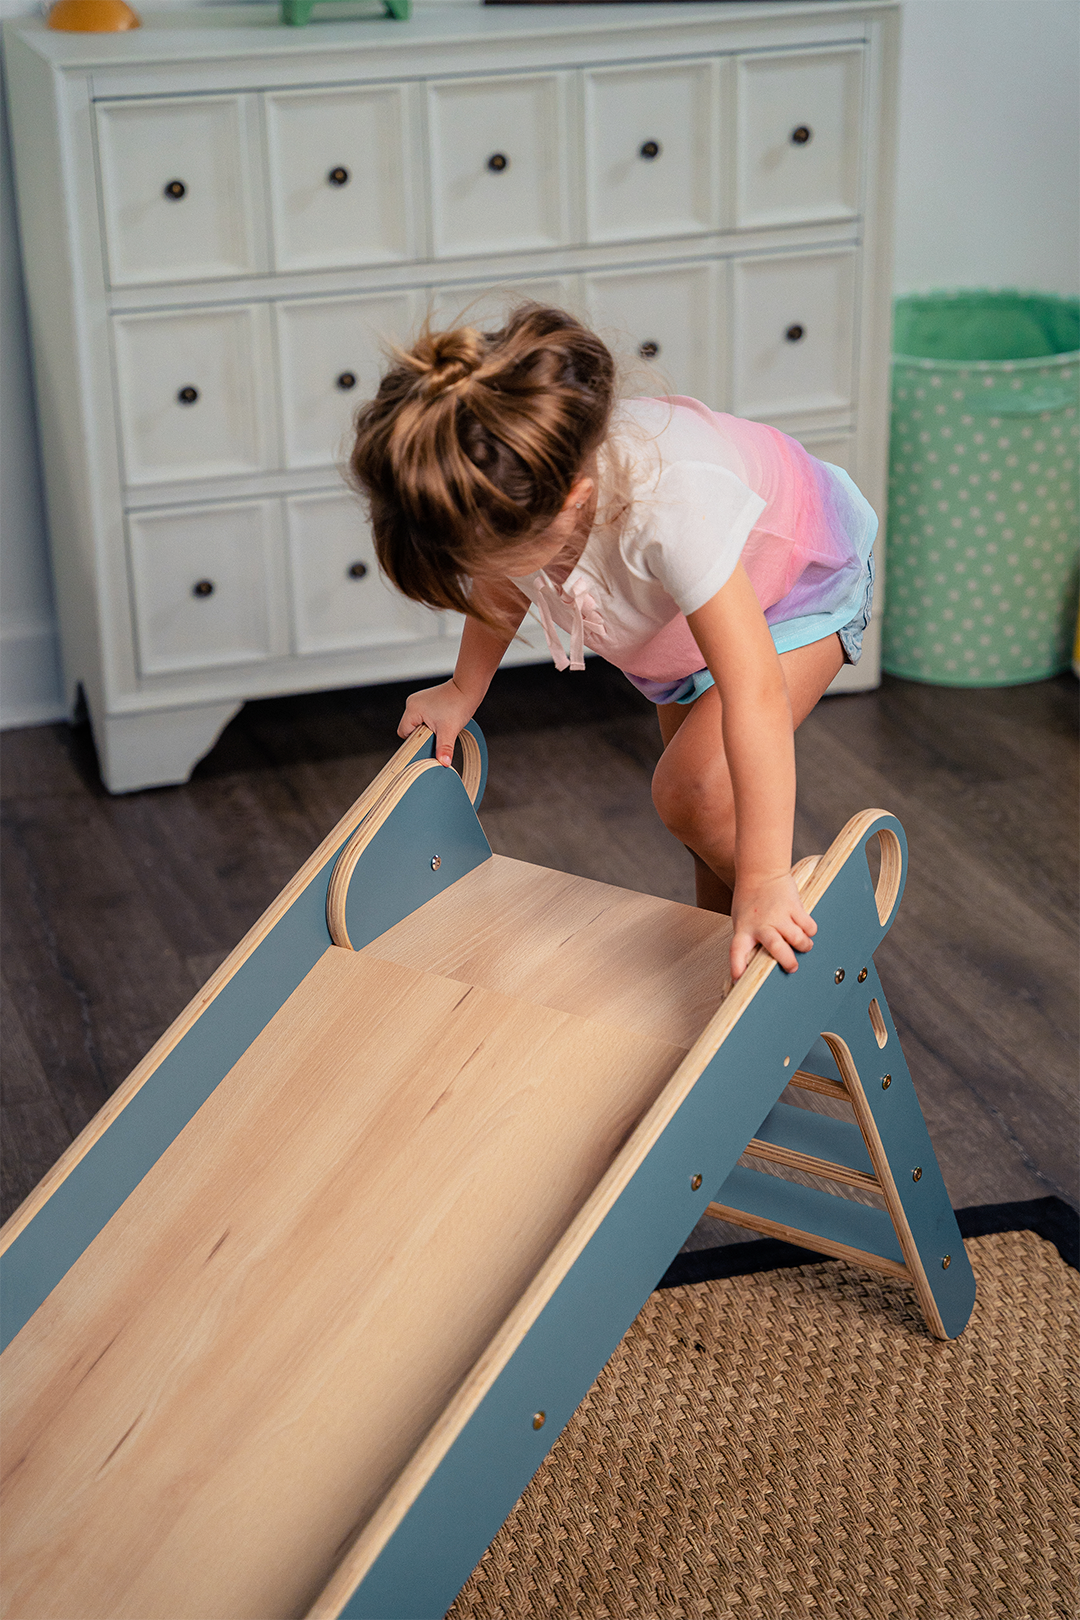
<box><xmin>836</xmin><ymin>546</ymin><xmax>877</xmax><ymax>666</ymax></box>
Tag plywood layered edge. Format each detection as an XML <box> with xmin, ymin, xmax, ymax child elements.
<box><xmin>0</xmin><ymin>724</ymin><xmax>485</xmax><ymax>1350</ymax></box>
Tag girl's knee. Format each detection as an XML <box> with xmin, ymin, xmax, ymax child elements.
<box><xmin>651</xmin><ymin>753</ymin><xmax>734</xmax><ymax>848</ymax></box>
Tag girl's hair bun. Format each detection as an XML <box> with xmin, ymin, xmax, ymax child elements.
<box><xmin>348</xmin><ymin>302</ymin><xmax>615</xmax><ymax>625</ymax></box>
<box><xmin>405</xmin><ymin>324</ymin><xmax>487</xmax><ymax>398</ymax></box>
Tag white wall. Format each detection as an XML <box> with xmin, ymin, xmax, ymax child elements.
<box><xmin>894</xmin><ymin>0</ymin><xmax>1080</xmax><ymax>297</ymax></box>
<box><xmin>2</xmin><ymin>0</ymin><xmax>1078</xmax><ymax>728</ymax></box>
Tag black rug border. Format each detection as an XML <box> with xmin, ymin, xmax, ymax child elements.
<box><xmin>656</xmin><ymin>1195</ymin><xmax>1079</xmax><ymax>1290</ymax></box>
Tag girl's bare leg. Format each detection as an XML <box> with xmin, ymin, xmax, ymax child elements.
<box><xmin>652</xmin><ymin>633</ymin><xmax>846</xmax><ymax>913</ymax></box>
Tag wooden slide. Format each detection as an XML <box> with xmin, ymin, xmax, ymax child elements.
<box><xmin>0</xmin><ymin>723</ymin><xmax>975</xmax><ymax>1620</ymax></box>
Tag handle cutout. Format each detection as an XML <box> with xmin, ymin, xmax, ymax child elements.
<box><xmin>868</xmin><ymin>998</ymin><xmax>888</xmax><ymax>1049</ymax></box>
<box><xmin>866</xmin><ymin>828</ymin><xmax>903</xmax><ymax>925</ymax></box>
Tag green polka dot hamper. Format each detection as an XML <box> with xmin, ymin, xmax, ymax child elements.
<box><xmin>883</xmin><ymin>291</ymin><xmax>1079</xmax><ymax>685</ymax></box>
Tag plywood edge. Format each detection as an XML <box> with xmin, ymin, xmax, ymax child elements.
<box><xmin>310</xmin><ymin>810</ymin><xmax>901</xmax><ymax>1614</ymax></box>
<box><xmin>0</xmin><ymin>728</ymin><xmax>439</xmax><ymax>1256</ymax></box>
<box><xmin>820</xmin><ymin>1031</ymin><xmax>949</xmax><ymax>1339</ymax></box>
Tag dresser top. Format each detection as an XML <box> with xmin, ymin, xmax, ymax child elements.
<box><xmin>7</xmin><ymin>1</ymin><xmax>898</xmax><ymax>72</ymax></box>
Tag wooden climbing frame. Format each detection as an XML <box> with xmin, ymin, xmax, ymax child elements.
<box><xmin>0</xmin><ymin>723</ymin><xmax>975</xmax><ymax>1620</ymax></box>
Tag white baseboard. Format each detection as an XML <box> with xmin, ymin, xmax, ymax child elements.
<box><xmin>0</xmin><ymin>619</ymin><xmax>66</xmax><ymax>729</ymax></box>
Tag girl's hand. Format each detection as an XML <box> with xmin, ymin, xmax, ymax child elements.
<box><xmin>398</xmin><ymin>679</ymin><xmax>479</xmax><ymax>766</ymax></box>
<box><xmin>730</xmin><ymin>872</ymin><xmax>817</xmax><ymax>980</ymax></box>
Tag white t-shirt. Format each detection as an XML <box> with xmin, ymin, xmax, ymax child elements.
<box><xmin>510</xmin><ymin>398</ymin><xmax>765</xmax><ymax>679</ymax></box>
<box><xmin>509</xmin><ymin>396</ymin><xmax>875</xmax><ymax>682</ymax></box>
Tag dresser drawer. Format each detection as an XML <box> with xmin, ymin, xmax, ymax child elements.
<box><xmin>731</xmin><ymin>248</ymin><xmax>857</xmax><ymax>422</ymax></box>
<box><xmin>584</xmin><ymin>62</ymin><xmax>716</xmax><ymax>244</ymax></box>
<box><xmin>127</xmin><ymin>500</ymin><xmax>288</xmax><ymax>676</ymax></box>
<box><xmin>735</xmin><ymin>47</ymin><xmax>865</xmax><ymax>229</ymax></box>
<box><xmin>275</xmin><ymin>292</ymin><xmax>417</xmax><ymax>470</ymax></box>
<box><xmin>113</xmin><ymin>306</ymin><xmax>276</xmax><ymax>486</ymax></box>
<box><xmin>264</xmin><ymin>86</ymin><xmax>415</xmax><ymax>273</ymax></box>
<box><xmin>427</xmin><ymin>74</ymin><xmax>569</xmax><ymax>259</ymax></box>
<box><xmin>585</xmin><ymin>263</ymin><xmax>718</xmax><ymax>406</ymax></box>
<box><xmin>95</xmin><ymin>96</ymin><xmax>260</xmax><ymax>286</ymax></box>
<box><xmin>286</xmin><ymin>492</ymin><xmax>438</xmax><ymax>656</ymax></box>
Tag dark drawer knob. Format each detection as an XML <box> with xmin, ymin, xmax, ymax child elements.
<box><xmin>487</xmin><ymin>153</ymin><xmax>509</xmax><ymax>173</ymax></box>
<box><xmin>791</xmin><ymin>126</ymin><xmax>813</xmax><ymax>146</ymax></box>
<box><xmin>639</xmin><ymin>139</ymin><xmax>661</xmax><ymax>161</ymax></box>
<box><xmin>177</xmin><ymin>385</ymin><xmax>199</xmax><ymax>405</ymax></box>
<box><xmin>336</xmin><ymin>371</ymin><xmax>357</xmax><ymax>391</ymax></box>
<box><xmin>328</xmin><ymin>166</ymin><xmax>350</xmax><ymax>186</ymax></box>
<box><xmin>347</xmin><ymin>561</ymin><xmax>369</xmax><ymax>580</ymax></box>
<box><xmin>164</xmin><ymin>179</ymin><xmax>187</xmax><ymax>200</ymax></box>
<box><xmin>638</xmin><ymin>340</ymin><xmax>660</xmax><ymax>360</ymax></box>
<box><xmin>785</xmin><ymin>324</ymin><xmax>805</xmax><ymax>343</ymax></box>
<box><xmin>192</xmin><ymin>579</ymin><xmax>215</xmax><ymax>598</ymax></box>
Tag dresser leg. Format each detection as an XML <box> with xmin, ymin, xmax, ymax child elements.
<box><xmin>91</xmin><ymin>701</ymin><xmax>242</xmax><ymax>794</ymax></box>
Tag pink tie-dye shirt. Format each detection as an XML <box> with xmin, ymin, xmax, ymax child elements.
<box><xmin>512</xmin><ymin>397</ymin><xmax>876</xmax><ymax>682</ymax></box>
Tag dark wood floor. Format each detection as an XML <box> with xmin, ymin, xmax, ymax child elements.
<box><xmin>2</xmin><ymin>664</ymin><xmax>1077</xmax><ymax>1231</ymax></box>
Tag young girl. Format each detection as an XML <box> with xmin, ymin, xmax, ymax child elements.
<box><xmin>348</xmin><ymin>303</ymin><xmax>877</xmax><ymax>983</ymax></box>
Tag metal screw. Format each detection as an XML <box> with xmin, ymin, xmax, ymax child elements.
<box><xmin>835</xmin><ymin>969</ymin><xmax>845</xmax><ymax>984</ymax></box>
<box><xmin>690</xmin><ymin>1173</ymin><xmax>703</xmax><ymax>1192</ymax></box>
<box><xmin>941</xmin><ymin>1254</ymin><xmax>951</xmax><ymax>1270</ymax></box>
<box><xmin>431</xmin><ymin>855</ymin><xmax>441</xmax><ymax>871</ymax></box>
<box><xmin>532</xmin><ymin>1411</ymin><xmax>545</xmax><ymax>1430</ymax></box>
<box><xmin>912</xmin><ymin>1166</ymin><xmax>923</xmax><ymax>1183</ymax></box>
<box><xmin>858</xmin><ymin>967</ymin><xmax>868</xmax><ymax>983</ymax></box>
<box><xmin>881</xmin><ymin>1073</ymin><xmax>892</xmax><ymax>1090</ymax></box>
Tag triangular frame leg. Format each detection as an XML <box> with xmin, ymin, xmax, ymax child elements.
<box><xmin>710</xmin><ymin>965</ymin><xmax>977</xmax><ymax>1339</ymax></box>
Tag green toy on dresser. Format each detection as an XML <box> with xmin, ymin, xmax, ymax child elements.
<box><xmin>282</xmin><ymin>0</ymin><xmax>409</xmax><ymax>24</ymax></box>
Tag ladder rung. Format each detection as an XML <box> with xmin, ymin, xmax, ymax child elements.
<box><xmin>745</xmin><ymin>1138</ymin><xmax>881</xmax><ymax>1192</ymax></box>
<box><xmin>789</xmin><ymin>1067</ymin><xmax>849</xmax><ymax>1101</ymax></box>
<box><xmin>707</xmin><ymin>1201</ymin><xmax>909</xmax><ymax>1280</ymax></box>
<box><xmin>748</xmin><ymin>1099</ymin><xmax>877</xmax><ymax>1187</ymax></box>
<box><xmin>709</xmin><ymin>1163</ymin><xmax>907</xmax><ymax>1276</ymax></box>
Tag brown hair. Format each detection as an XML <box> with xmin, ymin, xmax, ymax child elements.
<box><xmin>347</xmin><ymin>303</ymin><xmax>615</xmax><ymax>622</ymax></box>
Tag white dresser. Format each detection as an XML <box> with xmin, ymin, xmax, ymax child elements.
<box><xmin>5</xmin><ymin>0</ymin><xmax>898</xmax><ymax>792</ymax></box>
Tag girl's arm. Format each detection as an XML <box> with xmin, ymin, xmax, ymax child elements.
<box><xmin>686</xmin><ymin>562</ymin><xmax>817</xmax><ymax>979</ymax></box>
<box><xmin>398</xmin><ymin>580</ymin><xmax>529</xmax><ymax>764</ymax></box>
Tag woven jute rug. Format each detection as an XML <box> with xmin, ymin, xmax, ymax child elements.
<box><xmin>448</xmin><ymin>1228</ymin><xmax>1079</xmax><ymax>1620</ymax></box>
